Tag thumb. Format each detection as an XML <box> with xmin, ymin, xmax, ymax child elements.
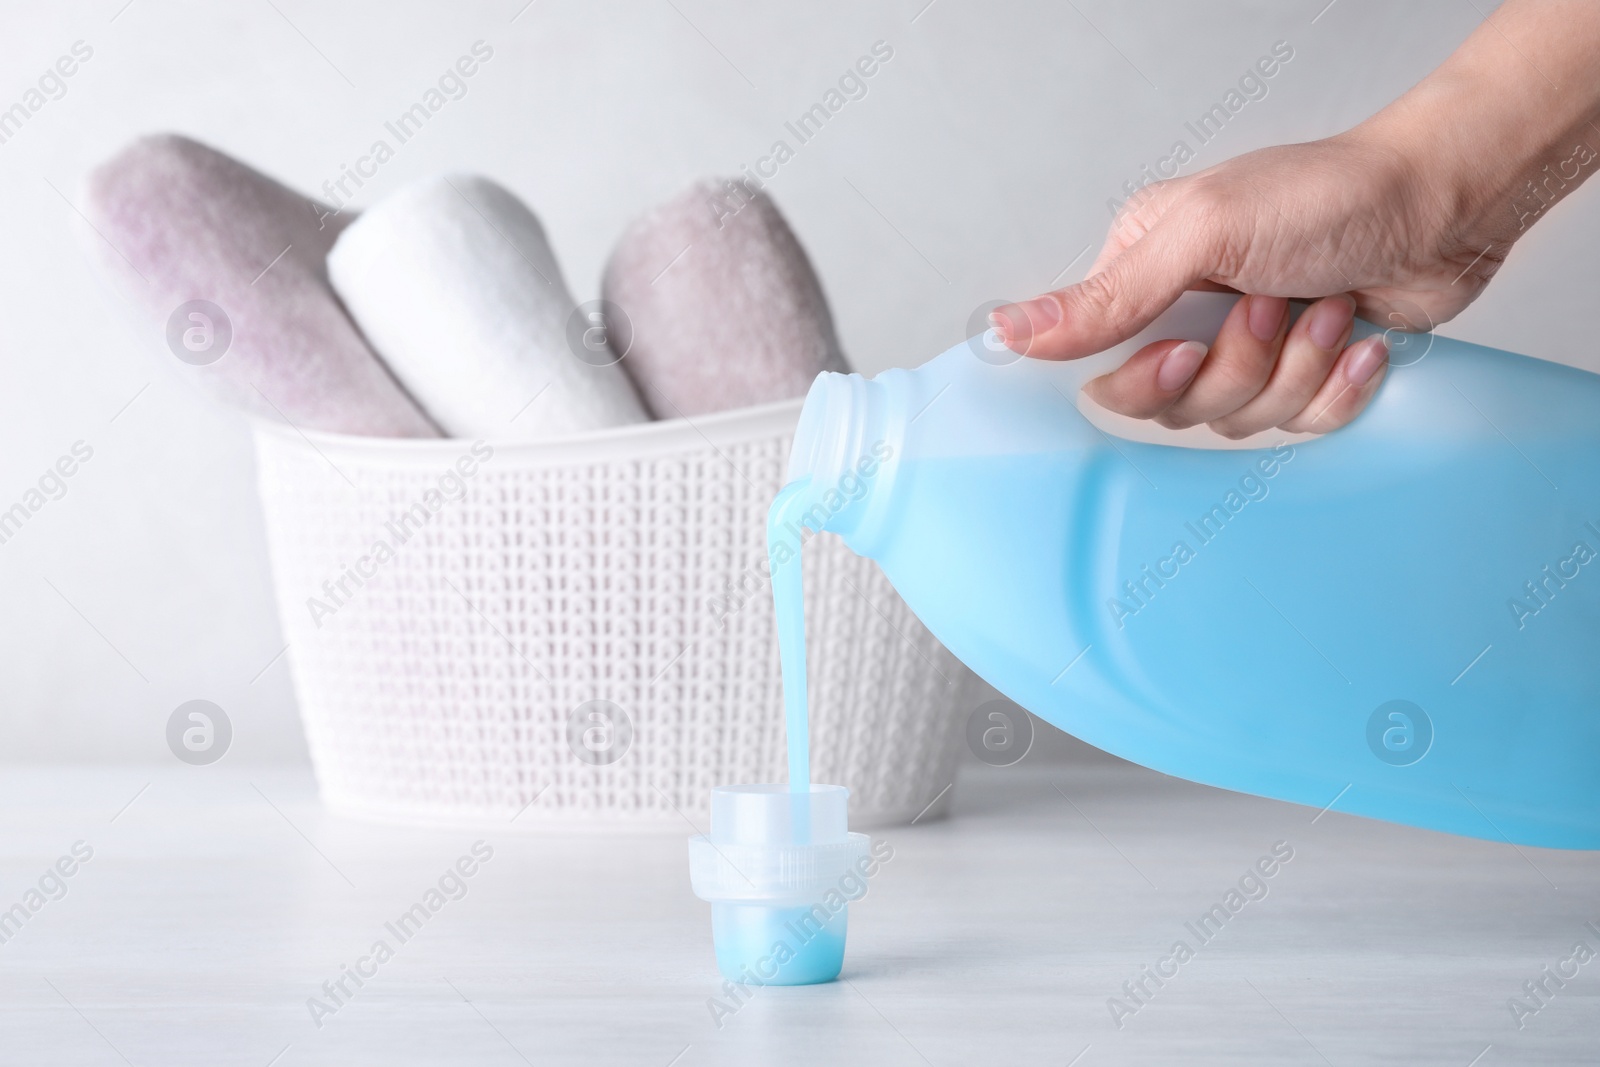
<box><xmin>992</xmin><ymin>220</ymin><xmax>1214</xmax><ymax>361</ymax></box>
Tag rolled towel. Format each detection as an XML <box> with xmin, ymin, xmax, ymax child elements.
<box><xmin>601</xmin><ymin>178</ymin><xmax>849</xmax><ymax>419</ymax></box>
<box><xmin>328</xmin><ymin>175</ymin><xmax>648</xmax><ymax>440</ymax></box>
<box><xmin>83</xmin><ymin>134</ymin><xmax>439</xmax><ymax>437</ymax></box>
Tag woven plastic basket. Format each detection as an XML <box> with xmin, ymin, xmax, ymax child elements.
<box><xmin>252</xmin><ymin>398</ymin><xmax>975</xmax><ymax>830</ymax></box>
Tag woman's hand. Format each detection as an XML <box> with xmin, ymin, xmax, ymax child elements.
<box><xmin>990</xmin><ymin>0</ymin><xmax>1600</xmax><ymax>436</ymax></box>
<box><xmin>997</xmin><ymin>132</ymin><xmax>1486</xmax><ymax>437</ymax></box>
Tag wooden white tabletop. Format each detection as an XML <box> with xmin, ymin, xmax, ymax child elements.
<box><xmin>1</xmin><ymin>759</ymin><xmax>1594</xmax><ymax>1065</ymax></box>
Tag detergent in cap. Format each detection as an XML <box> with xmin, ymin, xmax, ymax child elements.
<box><xmin>688</xmin><ymin>784</ymin><xmax>873</xmax><ymax>985</ymax></box>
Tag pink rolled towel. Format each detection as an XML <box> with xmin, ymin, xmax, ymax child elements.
<box><xmin>601</xmin><ymin>178</ymin><xmax>849</xmax><ymax>418</ymax></box>
<box><xmin>82</xmin><ymin>134</ymin><xmax>438</xmax><ymax>437</ymax></box>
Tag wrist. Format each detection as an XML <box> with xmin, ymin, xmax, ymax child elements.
<box><xmin>1352</xmin><ymin>2</ymin><xmax>1600</xmax><ymax>253</ymax></box>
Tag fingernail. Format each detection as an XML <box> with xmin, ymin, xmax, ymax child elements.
<box><xmin>1344</xmin><ymin>335</ymin><xmax>1388</xmax><ymax>387</ymax></box>
<box><xmin>987</xmin><ymin>311</ymin><xmax>1010</xmax><ymax>347</ymax></box>
<box><xmin>992</xmin><ymin>296</ymin><xmax>1062</xmax><ymax>351</ymax></box>
<box><xmin>1248</xmin><ymin>295</ymin><xmax>1288</xmax><ymax>341</ymax></box>
<box><xmin>1157</xmin><ymin>340</ymin><xmax>1208</xmax><ymax>391</ymax></box>
<box><xmin>1307</xmin><ymin>295</ymin><xmax>1356</xmax><ymax>350</ymax></box>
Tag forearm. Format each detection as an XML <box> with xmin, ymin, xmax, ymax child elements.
<box><xmin>1356</xmin><ymin>0</ymin><xmax>1600</xmax><ymax>251</ymax></box>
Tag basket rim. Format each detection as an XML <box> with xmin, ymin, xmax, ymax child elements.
<box><xmin>250</xmin><ymin>395</ymin><xmax>804</xmax><ymax>468</ymax></box>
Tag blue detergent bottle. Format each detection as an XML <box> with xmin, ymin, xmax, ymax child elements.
<box><xmin>783</xmin><ymin>291</ymin><xmax>1600</xmax><ymax>849</ymax></box>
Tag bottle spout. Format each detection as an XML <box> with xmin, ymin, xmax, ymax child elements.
<box><xmin>788</xmin><ymin>371</ymin><xmax>872</xmax><ymax>487</ymax></box>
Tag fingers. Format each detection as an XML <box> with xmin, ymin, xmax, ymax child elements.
<box><xmin>1084</xmin><ymin>294</ymin><xmax>1285</xmax><ymax>426</ymax></box>
<box><xmin>1082</xmin><ymin>338</ymin><xmax>1210</xmax><ymax>419</ymax></box>
<box><xmin>1083</xmin><ymin>292</ymin><xmax>1388</xmax><ymax>438</ymax></box>
<box><xmin>1279</xmin><ymin>334</ymin><xmax>1389</xmax><ymax>434</ymax></box>
<box><xmin>990</xmin><ymin>215</ymin><xmax>1214</xmax><ymax>361</ymax></box>
<box><xmin>1153</xmin><ymin>294</ymin><xmax>1289</xmax><ymax>429</ymax></box>
<box><xmin>1208</xmin><ymin>295</ymin><xmax>1354</xmax><ymax>438</ymax></box>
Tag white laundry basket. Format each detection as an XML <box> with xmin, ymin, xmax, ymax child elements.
<box><xmin>252</xmin><ymin>398</ymin><xmax>975</xmax><ymax>830</ymax></box>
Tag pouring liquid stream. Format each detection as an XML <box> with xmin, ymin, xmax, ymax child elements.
<box><xmin>767</xmin><ymin>478</ymin><xmax>816</xmax><ymax>841</ymax></box>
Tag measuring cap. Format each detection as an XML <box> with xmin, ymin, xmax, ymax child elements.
<box><xmin>688</xmin><ymin>784</ymin><xmax>873</xmax><ymax>986</ymax></box>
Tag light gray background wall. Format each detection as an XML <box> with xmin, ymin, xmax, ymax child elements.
<box><xmin>0</xmin><ymin>0</ymin><xmax>1585</xmax><ymax>764</ymax></box>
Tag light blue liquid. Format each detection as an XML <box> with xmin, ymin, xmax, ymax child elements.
<box><xmin>768</xmin><ymin>480</ymin><xmax>814</xmax><ymax>795</ymax></box>
<box><xmin>798</xmin><ymin>317</ymin><xmax>1600</xmax><ymax>848</ymax></box>
<box><xmin>711</xmin><ymin>902</ymin><xmax>848</xmax><ymax>986</ymax></box>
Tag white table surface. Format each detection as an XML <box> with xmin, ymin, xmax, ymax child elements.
<box><xmin>2</xmin><ymin>760</ymin><xmax>1596</xmax><ymax>1066</ymax></box>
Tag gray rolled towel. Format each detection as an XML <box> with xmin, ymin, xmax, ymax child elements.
<box><xmin>82</xmin><ymin>134</ymin><xmax>439</xmax><ymax>437</ymax></box>
<box><xmin>602</xmin><ymin>179</ymin><xmax>849</xmax><ymax>418</ymax></box>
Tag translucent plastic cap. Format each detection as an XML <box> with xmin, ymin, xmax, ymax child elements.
<box><xmin>689</xmin><ymin>784</ymin><xmax>872</xmax><ymax>986</ymax></box>
<box><xmin>713</xmin><ymin>783</ymin><xmax>847</xmax><ymax>842</ymax></box>
<box><xmin>689</xmin><ymin>784</ymin><xmax>869</xmax><ymax>904</ymax></box>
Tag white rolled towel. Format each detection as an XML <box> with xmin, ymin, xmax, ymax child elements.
<box><xmin>328</xmin><ymin>174</ymin><xmax>648</xmax><ymax>440</ymax></box>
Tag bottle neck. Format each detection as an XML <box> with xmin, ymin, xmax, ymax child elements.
<box><xmin>789</xmin><ymin>372</ymin><xmax>869</xmax><ymax>486</ymax></box>
<box><xmin>787</xmin><ymin>370</ymin><xmax>902</xmax><ymax>550</ymax></box>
